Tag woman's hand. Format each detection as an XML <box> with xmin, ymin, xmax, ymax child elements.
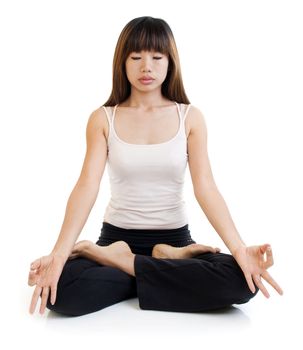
<box><xmin>28</xmin><ymin>254</ymin><xmax>66</xmax><ymax>314</ymax></box>
<box><xmin>232</xmin><ymin>244</ymin><xmax>283</xmax><ymax>298</ymax></box>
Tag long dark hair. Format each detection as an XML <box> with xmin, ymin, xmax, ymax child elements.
<box><xmin>103</xmin><ymin>16</ymin><xmax>190</xmax><ymax>106</ymax></box>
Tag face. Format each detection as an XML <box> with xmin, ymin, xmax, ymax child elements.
<box><xmin>125</xmin><ymin>50</ymin><xmax>169</xmax><ymax>91</ymax></box>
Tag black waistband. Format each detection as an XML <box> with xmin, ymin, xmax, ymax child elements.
<box><xmin>96</xmin><ymin>221</ymin><xmax>196</xmax><ymax>251</ymax></box>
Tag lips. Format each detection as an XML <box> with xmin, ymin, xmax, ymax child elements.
<box><xmin>139</xmin><ymin>76</ymin><xmax>155</xmax><ymax>81</ymax></box>
<box><xmin>139</xmin><ymin>76</ymin><xmax>155</xmax><ymax>85</ymax></box>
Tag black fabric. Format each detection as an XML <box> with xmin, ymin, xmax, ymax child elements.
<box><xmin>96</xmin><ymin>221</ymin><xmax>197</xmax><ymax>255</ymax></box>
<box><xmin>47</xmin><ymin>222</ymin><xmax>257</xmax><ymax>316</ymax></box>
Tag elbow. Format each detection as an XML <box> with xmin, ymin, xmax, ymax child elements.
<box><xmin>193</xmin><ymin>181</ymin><xmax>218</xmax><ymax>200</ymax></box>
<box><xmin>75</xmin><ymin>179</ymin><xmax>100</xmax><ymax>192</ymax></box>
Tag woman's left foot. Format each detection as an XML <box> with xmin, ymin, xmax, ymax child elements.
<box><xmin>69</xmin><ymin>240</ymin><xmax>136</xmax><ymax>276</ymax></box>
<box><xmin>152</xmin><ymin>243</ymin><xmax>220</xmax><ymax>259</ymax></box>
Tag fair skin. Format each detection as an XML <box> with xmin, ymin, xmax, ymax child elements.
<box><xmin>28</xmin><ymin>50</ymin><xmax>283</xmax><ymax>315</ymax></box>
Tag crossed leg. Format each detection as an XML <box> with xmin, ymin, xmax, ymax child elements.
<box><xmin>70</xmin><ymin>240</ymin><xmax>221</xmax><ymax>270</ymax></box>
<box><xmin>47</xmin><ymin>240</ymin><xmax>256</xmax><ymax>316</ymax></box>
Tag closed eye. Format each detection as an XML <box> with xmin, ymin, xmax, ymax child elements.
<box><xmin>130</xmin><ymin>56</ymin><xmax>163</xmax><ymax>60</ymax></box>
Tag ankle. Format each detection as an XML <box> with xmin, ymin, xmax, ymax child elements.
<box><xmin>120</xmin><ymin>252</ymin><xmax>135</xmax><ymax>277</ymax></box>
<box><xmin>76</xmin><ymin>240</ymin><xmax>93</xmax><ymax>256</ymax></box>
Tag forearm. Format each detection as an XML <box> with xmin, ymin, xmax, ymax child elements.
<box><xmin>195</xmin><ymin>185</ymin><xmax>246</xmax><ymax>255</ymax></box>
<box><xmin>51</xmin><ymin>182</ymin><xmax>99</xmax><ymax>260</ymax></box>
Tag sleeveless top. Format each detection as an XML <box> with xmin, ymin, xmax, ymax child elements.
<box><xmin>101</xmin><ymin>101</ymin><xmax>191</xmax><ymax>229</ymax></box>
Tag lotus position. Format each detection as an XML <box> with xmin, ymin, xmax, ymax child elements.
<box><xmin>28</xmin><ymin>16</ymin><xmax>283</xmax><ymax>317</ymax></box>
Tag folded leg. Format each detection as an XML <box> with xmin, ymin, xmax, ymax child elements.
<box><xmin>134</xmin><ymin>252</ymin><xmax>258</xmax><ymax>312</ymax></box>
<box><xmin>47</xmin><ymin>257</ymin><xmax>137</xmax><ymax>316</ymax></box>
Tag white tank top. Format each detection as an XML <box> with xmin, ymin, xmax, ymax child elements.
<box><xmin>102</xmin><ymin>101</ymin><xmax>191</xmax><ymax>229</ymax></box>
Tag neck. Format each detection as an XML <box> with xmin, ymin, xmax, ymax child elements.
<box><xmin>122</xmin><ymin>89</ymin><xmax>172</xmax><ymax>109</ymax></box>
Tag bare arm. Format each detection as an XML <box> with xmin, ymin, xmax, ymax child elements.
<box><xmin>187</xmin><ymin>106</ymin><xmax>284</xmax><ymax>298</ymax></box>
<box><xmin>51</xmin><ymin>107</ymin><xmax>108</xmax><ymax>260</ymax></box>
<box><xmin>187</xmin><ymin>106</ymin><xmax>245</xmax><ymax>254</ymax></box>
<box><xmin>28</xmin><ymin>107</ymin><xmax>109</xmax><ymax>314</ymax></box>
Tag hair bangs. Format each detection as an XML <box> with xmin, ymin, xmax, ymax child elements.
<box><xmin>103</xmin><ymin>16</ymin><xmax>190</xmax><ymax>106</ymax></box>
<box><xmin>126</xmin><ymin>22</ymin><xmax>170</xmax><ymax>56</ymax></box>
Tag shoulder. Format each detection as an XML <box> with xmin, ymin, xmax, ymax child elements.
<box><xmin>183</xmin><ymin>104</ymin><xmax>207</xmax><ymax>136</ymax></box>
<box><xmin>87</xmin><ymin>106</ymin><xmax>108</xmax><ymax>127</ymax></box>
<box><xmin>86</xmin><ymin>106</ymin><xmax>109</xmax><ymax>138</ymax></box>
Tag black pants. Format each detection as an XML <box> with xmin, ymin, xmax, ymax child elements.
<box><xmin>47</xmin><ymin>222</ymin><xmax>257</xmax><ymax>316</ymax></box>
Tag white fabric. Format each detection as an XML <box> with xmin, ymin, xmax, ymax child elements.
<box><xmin>102</xmin><ymin>101</ymin><xmax>191</xmax><ymax>229</ymax></box>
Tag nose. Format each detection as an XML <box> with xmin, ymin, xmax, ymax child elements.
<box><xmin>141</xmin><ymin>66</ymin><xmax>151</xmax><ymax>73</ymax></box>
<box><xmin>140</xmin><ymin>57</ymin><xmax>152</xmax><ymax>73</ymax></box>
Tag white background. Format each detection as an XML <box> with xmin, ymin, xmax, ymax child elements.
<box><xmin>1</xmin><ymin>0</ymin><xmax>302</xmax><ymax>349</ymax></box>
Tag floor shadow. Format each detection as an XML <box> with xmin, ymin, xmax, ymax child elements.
<box><xmin>45</xmin><ymin>298</ymin><xmax>251</xmax><ymax>336</ymax></box>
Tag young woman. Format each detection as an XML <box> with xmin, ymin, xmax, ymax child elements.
<box><xmin>28</xmin><ymin>16</ymin><xmax>283</xmax><ymax>316</ymax></box>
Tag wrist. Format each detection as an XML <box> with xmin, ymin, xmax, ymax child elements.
<box><xmin>230</xmin><ymin>243</ymin><xmax>246</xmax><ymax>256</ymax></box>
<box><xmin>50</xmin><ymin>250</ymin><xmax>69</xmax><ymax>262</ymax></box>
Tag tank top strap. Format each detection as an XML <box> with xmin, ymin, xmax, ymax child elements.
<box><xmin>102</xmin><ymin>105</ymin><xmax>119</xmax><ymax>139</ymax></box>
<box><xmin>179</xmin><ymin>103</ymin><xmax>191</xmax><ymax>122</ymax></box>
<box><xmin>103</xmin><ymin>103</ymin><xmax>189</xmax><ymax>140</ymax></box>
<box><xmin>104</xmin><ymin>103</ymin><xmax>189</xmax><ymax>122</ymax></box>
<box><xmin>102</xmin><ymin>105</ymin><xmax>115</xmax><ymax>125</ymax></box>
<box><xmin>175</xmin><ymin>102</ymin><xmax>191</xmax><ymax>137</ymax></box>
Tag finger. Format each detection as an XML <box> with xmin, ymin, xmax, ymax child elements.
<box><xmin>191</xmin><ymin>244</ymin><xmax>216</xmax><ymax>254</ymax></box>
<box><xmin>253</xmin><ymin>274</ymin><xmax>270</xmax><ymax>298</ymax></box>
<box><xmin>204</xmin><ymin>245</ymin><xmax>219</xmax><ymax>254</ymax></box>
<box><xmin>28</xmin><ymin>270</ymin><xmax>39</xmax><ymax>286</ymax></box>
<box><xmin>262</xmin><ymin>270</ymin><xmax>283</xmax><ymax>295</ymax></box>
<box><xmin>208</xmin><ymin>246</ymin><xmax>218</xmax><ymax>253</ymax></box>
<box><xmin>264</xmin><ymin>246</ymin><xmax>274</xmax><ymax>269</ymax></box>
<box><xmin>68</xmin><ymin>253</ymin><xmax>78</xmax><ymax>260</ymax></box>
<box><xmin>50</xmin><ymin>283</ymin><xmax>58</xmax><ymax>305</ymax></box>
<box><xmin>29</xmin><ymin>285</ymin><xmax>42</xmax><ymax>314</ymax></box>
<box><xmin>39</xmin><ymin>287</ymin><xmax>50</xmax><ymax>315</ymax></box>
<box><xmin>260</xmin><ymin>244</ymin><xmax>270</xmax><ymax>255</ymax></box>
<box><xmin>210</xmin><ymin>247</ymin><xmax>221</xmax><ymax>253</ymax></box>
<box><xmin>30</xmin><ymin>258</ymin><xmax>41</xmax><ymax>271</ymax></box>
<box><xmin>210</xmin><ymin>246</ymin><xmax>221</xmax><ymax>253</ymax></box>
<box><xmin>244</xmin><ymin>271</ymin><xmax>256</xmax><ymax>294</ymax></box>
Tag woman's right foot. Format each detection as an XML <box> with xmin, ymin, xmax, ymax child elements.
<box><xmin>69</xmin><ymin>240</ymin><xmax>93</xmax><ymax>259</ymax></box>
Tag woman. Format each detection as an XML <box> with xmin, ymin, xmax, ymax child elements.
<box><xmin>28</xmin><ymin>16</ymin><xmax>283</xmax><ymax>316</ymax></box>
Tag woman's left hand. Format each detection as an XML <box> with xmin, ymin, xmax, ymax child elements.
<box><xmin>232</xmin><ymin>244</ymin><xmax>283</xmax><ymax>298</ymax></box>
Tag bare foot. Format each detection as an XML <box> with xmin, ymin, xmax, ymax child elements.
<box><xmin>69</xmin><ymin>240</ymin><xmax>135</xmax><ymax>276</ymax></box>
<box><xmin>69</xmin><ymin>240</ymin><xmax>93</xmax><ymax>260</ymax></box>
<box><xmin>152</xmin><ymin>243</ymin><xmax>221</xmax><ymax>259</ymax></box>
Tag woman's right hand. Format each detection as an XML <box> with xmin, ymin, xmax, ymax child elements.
<box><xmin>28</xmin><ymin>254</ymin><xmax>66</xmax><ymax>315</ymax></box>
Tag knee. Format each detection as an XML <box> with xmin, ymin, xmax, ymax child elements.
<box><xmin>46</xmin><ymin>304</ymin><xmax>85</xmax><ymax>317</ymax></box>
<box><xmin>45</xmin><ymin>257</ymin><xmax>98</xmax><ymax>316</ymax></box>
<box><xmin>46</xmin><ymin>294</ymin><xmax>91</xmax><ymax>317</ymax></box>
<box><xmin>235</xmin><ymin>284</ymin><xmax>259</xmax><ymax>305</ymax></box>
<box><xmin>224</xmin><ymin>255</ymin><xmax>259</xmax><ymax>304</ymax></box>
<box><xmin>45</xmin><ymin>280</ymin><xmax>86</xmax><ymax>317</ymax></box>
<box><xmin>46</xmin><ymin>291</ymin><xmax>79</xmax><ymax>317</ymax></box>
<box><xmin>233</xmin><ymin>267</ymin><xmax>259</xmax><ymax>304</ymax></box>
